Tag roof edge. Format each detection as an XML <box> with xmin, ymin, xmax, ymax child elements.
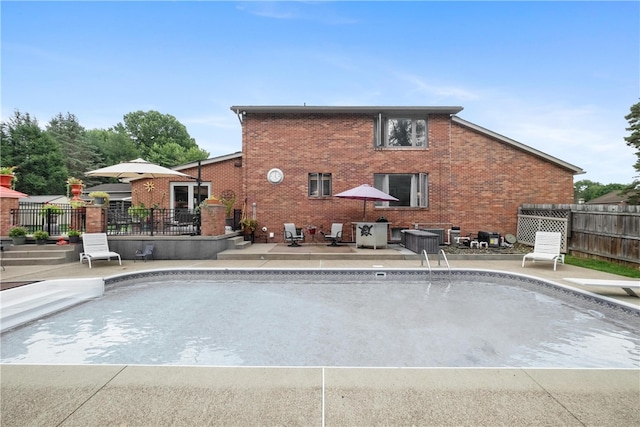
<box><xmin>175</xmin><ymin>151</ymin><xmax>242</xmax><ymax>170</ymax></box>
<box><xmin>230</xmin><ymin>105</ymin><xmax>464</xmax><ymax>115</ymax></box>
<box><xmin>452</xmin><ymin>116</ymin><xmax>585</xmax><ymax>175</ymax></box>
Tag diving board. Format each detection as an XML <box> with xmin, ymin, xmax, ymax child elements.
<box><xmin>563</xmin><ymin>278</ymin><xmax>640</xmax><ymax>298</ymax></box>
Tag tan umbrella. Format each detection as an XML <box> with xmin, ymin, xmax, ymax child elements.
<box><xmin>85</xmin><ymin>158</ymin><xmax>192</xmax><ymax>180</ymax></box>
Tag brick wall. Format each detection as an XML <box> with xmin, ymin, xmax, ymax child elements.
<box><xmin>130</xmin><ymin>157</ymin><xmax>244</xmax><ymax>211</ymax></box>
<box><xmin>237</xmin><ymin>112</ymin><xmax>576</xmax><ymax>243</ymax></box>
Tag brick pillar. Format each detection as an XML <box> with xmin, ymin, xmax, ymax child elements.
<box><xmin>0</xmin><ymin>197</ymin><xmax>20</xmax><ymax>236</ymax></box>
<box><xmin>85</xmin><ymin>205</ymin><xmax>107</xmax><ymax>233</ymax></box>
<box><xmin>201</xmin><ymin>203</ymin><xmax>226</xmax><ymax>236</ymax></box>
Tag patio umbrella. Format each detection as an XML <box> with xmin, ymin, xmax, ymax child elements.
<box><xmin>85</xmin><ymin>158</ymin><xmax>192</xmax><ymax>180</ymax></box>
<box><xmin>334</xmin><ymin>184</ymin><xmax>398</xmax><ymax>221</ymax></box>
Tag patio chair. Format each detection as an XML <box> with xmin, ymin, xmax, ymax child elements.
<box><xmin>135</xmin><ymin>244</ymin><xmax>155</xmax><ymax>262</ymax></box>
<box><xmin>321</xmin><ymin>223</ymin><xmax>343</xmax><ymax>246</ymax></box>
<box><xmin>284</xmin><ymin>223</ymin><xmax>304</xmax><ymax>247</ymax></box>
<box><xmin>522</xmin><ymin>231</ymin><xmax>564</xmax><ymax>271</ymax></box>
<box><xmin>80</xmin><ymin>233</ymin><xmax>122</xmax><ymax>268</ymax></box>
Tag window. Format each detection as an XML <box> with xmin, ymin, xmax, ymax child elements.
<box><xmin>374</xmin><ymin>115</ymin><xmax>427</xmax><ymax>147</ymax></box>
<box><xmin>373</xmin><ymin>173</ymin><xmax>428</xmax><ymax>207</ymax></box>
<box><xmin>308</xmin><ymin>173</ymin><xmax>332</xmax><ymax>197</ymax></box>
<box><xmin>170</xmin><ymin>182</ymin><xmax>210</xmax><ymax>209</ymax></box>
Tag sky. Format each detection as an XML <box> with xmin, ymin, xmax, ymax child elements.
<box><xmin>2</xmin><ymin>1</ymin><xmax>638</xmax><ymax>185</ymax></box>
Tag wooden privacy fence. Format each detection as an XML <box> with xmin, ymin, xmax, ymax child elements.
<box><xmin>519</xmin><ymin>204</ymin><xmax>640</xmax><ymax>266</ymax></box>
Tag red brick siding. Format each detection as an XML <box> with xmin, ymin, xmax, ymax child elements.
<box><xmin>239</xmin><ymin>113</ymin><xmax>575</xmax><ymax>242</ymax></box>
<box><xmin>130</xmin><ymin>157</ymin><xmax>244</xmax><ymax>212</ymax></box>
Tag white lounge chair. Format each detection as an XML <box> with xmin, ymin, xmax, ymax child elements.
<box><xmin>522</xmin><ymin>231</ymin><xmax>564</xmax><ymax>271</ymax></box>
<box><xmin>284</xmin><ymin>223</ymin><xmax>304</xmax><ymax>247</ymax></box>
<box><xmin>321</xmin><ymin>223</ymin><xmax>343</xmax><ymax>246</ymax></box>
<box><xmin>80</xmin><ymin>233</ymin><xmax>122</xmax><ymax>268</ymax></box>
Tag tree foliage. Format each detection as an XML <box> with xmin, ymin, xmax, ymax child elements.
<box><xmin>622</xmin><ymin>101</ymin><xmax>640</xmax><ymax>204</ymax></box>
<box><xmin>0</xmin><ymin>110</ymin><xmax>67</xmax><ymax>194</ymax></box>
<box><xmin>46</xmin><ymin>113</ymin><xmax>101</xmax><ymax>182</ymax></box>
<box><xmin>574</xmin><ymin>180</ymin><xmax>626</xmax><ymax>203</ymax></box>
<box><xmin>113</xmin><ymin>110</ymin><xmax>208</xmax><ymax>166</ymax></box>
<box><xmin>0</xmin><ymin>109</ymin><xmax>210</xmax><ymax>195</ymax></box>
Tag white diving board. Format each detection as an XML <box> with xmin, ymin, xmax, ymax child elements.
<box><xmin>563</xmin><ymin>278</ymin><xmax>640</xmax><ymax>298</ymax></box>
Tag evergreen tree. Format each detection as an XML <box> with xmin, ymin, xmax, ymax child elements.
<box><xmin>622</xmin><ymin>101</ymin><xmax>640</xmax><ymax>204</ymax></box>
<box><xmin>0</xmin><ymin>110</ymin><xmax>67</xmax><ymax>194</ymax></box>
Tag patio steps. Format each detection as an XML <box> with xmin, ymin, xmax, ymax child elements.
<box><xmin>1</xmin><ymin>243</ymin><xmax>81</xmax><ymax>266</ymax></box>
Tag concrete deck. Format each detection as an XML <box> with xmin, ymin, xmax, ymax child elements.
<box><xmin>1</xmin><ymin>243</ymin><xmax>639</xmax><ymax>426</ymax></box>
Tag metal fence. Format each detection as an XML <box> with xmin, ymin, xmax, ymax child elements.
<box><xmin>11</xmin><ymin>205</ymin><xmax>200</xmax><ymax>236</ymax></box>
<box><xmin>107</xmin><ymin>208</ymin><xmax>199</xmax><ymax>236</ymax></box>
<box><xmin>11</xmin><ymin>204</ymin><xmax>83</xmax><ymax>235</ymax></box>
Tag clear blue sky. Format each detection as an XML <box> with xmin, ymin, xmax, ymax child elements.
<box><xmin>2</xmin><ymin>1</ymin><xmax>638</xmax><ymax>185</ymax></box>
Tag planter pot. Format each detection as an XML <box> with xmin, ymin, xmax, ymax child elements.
<box><xmin>0</xmin><ymin>174</ymin><xmax>14</xmax><ymax>189</ymax></box>
<box><xmin>93</xmin><ymin>197</ymin><xmax>106</xmax><ymax>205</ymax></box>
<box><xmin>70</xmin><ymin>184</ymin><xmax>84</xmax><ymax>201</ymax></box>
<box><xmin>69</xmin><ymin>235</ymin><xmax>80</xmax><ymax>243</ymax></box>
<box><xmin>36</xmin><ymin>239</ymin><xmax>47</xmax><ymax>245</ymax></box>
<box><xmin>11</xmin><ymin>236</ymin><xmax>26</xmax><ymax>245</ymax></box>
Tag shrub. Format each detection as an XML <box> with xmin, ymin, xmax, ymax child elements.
<box><xmin>8</xmin><ymin>226</ymin><xmax>26</xmax><ymax>237</ymax></box>
<box><xmin>33</xmin><ymin>230</ymin><xmax>49</xmax><ymax>240</ymax></box>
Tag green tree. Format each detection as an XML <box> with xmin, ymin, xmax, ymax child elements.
<box><xmin>622</xmin><ymin>101</ymin><xmax>640</xmax><ymax>204</ymax></box>
<box><xmin>0</xmin><ymin>110</ymin><xmax>67</xmax><ymax>194</ymax></box>
<box><xmin>87</xmin><ymin>128</ymin><xmax>139</xmax><ymax>166</ymax></box>
<box><xmin>113</xmin><ymin>110</ymin><xmax>208</xmax><ymax>166</ymax></box>
<box><xmin>46</xmin><ymin>112</ymin><xmax>101</xmax><ymax>181</ymax></box>
<box><xmin>574</xmin><ymin>180</ymin><xmax>626</xmax><ymax>203</ymax></box>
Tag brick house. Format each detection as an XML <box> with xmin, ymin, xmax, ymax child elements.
<box><xmin>131</xmin><ymin>106</ymin><xmax>583</xmax><ymax>242</ymax></box>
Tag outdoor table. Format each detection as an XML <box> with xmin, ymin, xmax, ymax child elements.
<box><xmin>353</xmin><ymin>222</ymin><xmax>390</xmax><ymax>249</ymax></box>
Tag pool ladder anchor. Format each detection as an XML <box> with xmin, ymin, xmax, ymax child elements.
<box><xmin>421</xmin><ymin>249</ymin><xmax>451</xmax><ymax>283</ymax></box>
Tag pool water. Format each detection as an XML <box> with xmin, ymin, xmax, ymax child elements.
<box><xmin>2</xmin><ymin>274</ymin><xmax>639</xmax><ymax>368</ymax></box>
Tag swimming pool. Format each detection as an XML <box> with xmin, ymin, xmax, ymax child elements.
<box><xmin>1</xmin><ymin>269</ymin><xmax>639</xmax><ymax>368</ymax></box>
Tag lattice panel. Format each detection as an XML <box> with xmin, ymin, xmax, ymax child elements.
<box><xmin>519</xmin><ymin>209</ymin><xmax>570</xmax><ymax>219</ymax></box>
<box><xmin>516</xmin><ymin>215</ymin><xmax>568</xmax><ymax>252</ymax></box>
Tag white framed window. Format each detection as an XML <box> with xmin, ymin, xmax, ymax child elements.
<box><xmin>308</xmin><ymin>173</ymin><xmax>332</xmax><ymax>197</ymax></box>
<box><xmin>170</xmin><ymin>182</ymin><xmax>210</xmax><ymax>209</ymax></box>
<box><xmin>373</xmin><ymin>173</ymin><xmax>428</xmax><ymax>207</ymax></box>
<box><xmin>374</xmin><ymin>115</ymin><xmax>428</xmax><ymax>147</ymax></box>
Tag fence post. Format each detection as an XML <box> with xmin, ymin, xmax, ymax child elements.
<box><xmin>1</xmin><ymin>197</ymin><xmax>20</xmax><ymax>236</ymax></box>
<box><xmin>85</xmin><ymin>205</ymin><xmax>106</xmax><ymax>233</ymax></box>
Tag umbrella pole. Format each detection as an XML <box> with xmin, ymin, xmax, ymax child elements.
<box><xmin>363</xmin><ymin>200</ymin><xmax>366</xmax><ymax>221</ymax></box>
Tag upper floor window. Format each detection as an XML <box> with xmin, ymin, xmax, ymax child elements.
<box><xmin>309</xmin><ymin>173</ymin><xmax>332</xmax><ymax>197</ymax></box>
<box><xmin>374</xmin><ymin>115</ymin><xmax>428</xmax><ymax>148</ymax></box>
<box><xmin>373</xmin><ymin>173</ymin><xmax>428</xmax><ymax>207</ymax></box>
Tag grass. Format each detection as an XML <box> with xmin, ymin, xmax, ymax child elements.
<box><xmin>565</xmin><ymin>255</ymin><xmax>640</xmax><ymax>278</ymax></box>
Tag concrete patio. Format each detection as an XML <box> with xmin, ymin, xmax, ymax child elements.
<box><xmin>1</xmin><ymin>243</ymin><xmax>639</xmax><ymax>426</ymax></box>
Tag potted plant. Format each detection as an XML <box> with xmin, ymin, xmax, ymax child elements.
<box><xmin>220</xmin><ymin>190</ymin><xmax>236</xmax><ymax>227</ymax></box>
<box><xmin>33</xmin><ymin>230</ymin><xmax>49</xmax><ymax>245</ymax></box>
<box><xmin>67</xmin><ymin>227</ymin><xmax>81</xmax><ymax>243</ymax></box>
<box><xmin>240</xmin><ymin>218</ymin><xmax>258</xmax><ymax>242</ymax></box>
<box><xmin>88</xmin><ymin>191</ymin><xmax>110</xmax><ymax>205</ymax></box>
<box><xmin>66</xmin><ymin>177</ymin><xmax>84</xmax><ymax>200</ymax></box>
<box><xmin>70</xmin><ymin>200</ymin><xmax>86</xmax><ymax>209</ymax></box>
<box><xmin>0</xmin><ymin>166</ymin><xmax>17</xmax><ymax>189</ymax></box>
<box><xmin>8</xmin><ymin>226</ymin><xmax>27</xmax><ymax>245</ymax></box>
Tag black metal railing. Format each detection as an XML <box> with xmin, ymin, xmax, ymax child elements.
<box><xmin>11</xmin><ymin>205</ymin><xmax>199</xmax><ymax>236</ymax></box>
<box><xmin>11</xmin><ymin>205</ymin><xmax>85</xmax><ymax>236</ymax></box>
<box><xmin>108</xmin><ymin>208</ymin><xmax>199</xmax><ymax>236</ymax></box>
